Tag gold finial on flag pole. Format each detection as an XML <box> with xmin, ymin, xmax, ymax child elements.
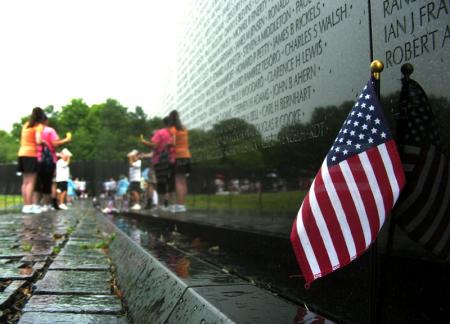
<box><xmin>370</xmin><ymin>60</ymin><xmax>384</xmax><ymax>80</ymax></box>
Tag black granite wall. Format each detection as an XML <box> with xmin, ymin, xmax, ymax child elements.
<box><xmin>161</xmin><ymin>1</ymin><xmax>450</xmax><ymax>322</ymax></box>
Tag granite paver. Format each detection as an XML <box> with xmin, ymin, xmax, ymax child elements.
<box><xmin>19</xmin><ymin>313</ymin><xmax>128</xmax><ymax>324</ymax></box>
<box><xmin>0</xmin><ymin>207</ymin><xmax>128</xmax><ymax>323</ymax></box>
<box><xmin>34</xmin><ymin>270</ymin><xmax>111</xmax><ymax>295</ymax></box>
<box><xmin>23</xmin><ymin>295</ymin><xmax>123</xmax><ymax>313</ymax></box>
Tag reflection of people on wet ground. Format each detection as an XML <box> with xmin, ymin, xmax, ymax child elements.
<box><xmin>229</xmin><ymin>178</ymin><xmax>240</xmax><ymax>193</ymax></box>
<box><xmin>168</xmin><ymin>110</ymin><xmax>191</xmax><ymax>213</ymax></box>
<box><xmin>115</xmin><ymin>175</ymin><xmax>129</xmax><ymax>211</ymax></box>
<box><xmin>17</xmin><ymin>107</ymin><xmax>46</xmax><ymax>214</ymax></box>
<box><xmin>103</xmin><ymin>178</ymin><xmax>117</xmax><ymax>198</ymax></box>
<box><xmin>175</xmin><ymin>257</ymin><xmax>190</xmax><ymax>278</ymax></box>
<box><xmin>127</xmin><ymin>149</ymin><xmax>142</xmax><ymax>210</ymax></box>
<box><xmin>34</xmin><ymin>115</ymin><xmax>72</xmax><ymax>211</ymax></box>
<box><xmin>141</xmin><ymin>152</ymin><xmax>158</xmax><ymax>209</ymax></box>
<box><xmin>214</xmin><ymin>174</ymin><xmax>225</xmax><ymax>194</ymax></box>
<box><xmin>240</xmin><ymin>179</ymin><xmax>250</xmax><ymax>192</ymax></box>
<box><xmin>264</xmin><ymin>170</ymin><xmax>285</xmax><ymax>192</ymax></box>
<box><xmin>67</xmin><ymin>177</ymin><xmax>77</xmax><ymax>206</ymax></box>
<box><xmin>56</xmin><ymin>148</ymin><xmax>72</xmax><ymax>210</ymax></box>
<box><xmin>141</xmin><ymin>117</ymin><xmax>175</xmax><ymax>211</ymax></box>
<box><xmin>78</xmin><ymin>178</ymin><xmax>87</xmax><ymax>198</ymax></box>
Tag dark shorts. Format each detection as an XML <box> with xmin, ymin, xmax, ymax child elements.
<box><xmin>157</xmin><ymin>181</ymin><xmax>174</xmax><ymax>195</ymax></box>
<box><xmin>18</xmin><ymin>156</ymin><xmax>38</xmax><ymax>173</ymax></box>
<box><xmin>129</xmin><ymin>181</ymin><xmax>142</xmax><ymax>193</ymax></box>
<box><xmin>155</xmin><ymin>163</ymin><xmax>175</xmax><ymax>195</ymax></box>
<box><xmin>175</xmin><ymin>158</ymin><xmax>191</xmax><ymax>175</ymax></box>
<box><xmin>36</xmin><ymin>162</ymin><xmax>56</xmax><ymax>194</ymax></box>
<box><xmin>57</xmin><ymin>181</ymin><xmax>68</xmax><ymax>192</ymax></box>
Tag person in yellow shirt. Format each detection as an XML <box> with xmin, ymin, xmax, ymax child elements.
<box><xmin>17</xmin><ymin>107</ymin><xmax>46</xmax><ymax>214</ymax></box>
<box><xmin>168</xmin><ymin>110</ymin><xmax>191</xmax><ymax>213</ymax></box>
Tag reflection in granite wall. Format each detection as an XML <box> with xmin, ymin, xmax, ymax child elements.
<box><xmin>169</xmin><ymin>1</ymin><xmax>370</xmax><ymax>138</ymax></box>
<box><xmin>372</xmin><ymin>0</ymin><xmax>450</xmax><ymax>146</ymax></box>
<box><xmin>160</xmin><ymin>0</ymin><xmax>450</xmax><ymax>323</ymax></box>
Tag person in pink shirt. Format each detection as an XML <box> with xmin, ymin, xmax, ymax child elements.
<box><xmin>34</xmin><ymin>116</ymin><xmax>72</xmax><ymax>211</ymax></box>
<box><xmin>141</xmin><ymin>117</ymin><xmax>175</xmax><ymax>211</ymax></box>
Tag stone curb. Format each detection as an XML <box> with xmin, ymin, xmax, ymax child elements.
<box><xmin>95</xmin><ymin>210</ymin><xmax>330</xmax><ymax>324</ymax></box>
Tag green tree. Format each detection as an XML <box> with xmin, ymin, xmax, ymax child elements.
<box><xmin>3</xmin><ymin>98</ymin><xmax>167</xmax><ymax>162</ymax></box>
<box><xmin>0</xmin><ymin>130</ymin><xmax>18</xmax><ymax>162</ymax></box>
<box><xmin>57</xmin><ymin>99</ymin><xmax>89</xmax><ymax>133</ymax></box>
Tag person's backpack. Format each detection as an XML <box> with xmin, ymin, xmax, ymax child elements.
<box><xmin>41</xmin><ymin>146</ymin><xmax>54</xmax><ymax>172</ymax></box>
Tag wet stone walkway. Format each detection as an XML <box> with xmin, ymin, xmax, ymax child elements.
<box><xmin>0</xmin><ymin>209</ymin><xmax>128</xmax><ymax>323</ymax></box>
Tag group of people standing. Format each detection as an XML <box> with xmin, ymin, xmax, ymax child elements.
<box><xmin>16</xmin><ymin>107</ymin><xmax>191</xmax><ymax>215</ymax></box>
<box><xmin>17</xmin><ymin>107</ymin><xmax>73</xmax><ymax>213</ymax></box>
<box><xmin>136</xmin><ymin>109</ymin><xmax>191</xmax><ymax>213</ymax></box>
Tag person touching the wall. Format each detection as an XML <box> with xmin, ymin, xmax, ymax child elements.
<box><xmin>168</xmin><ymin>110</ymin><xmax>191</xmax><ymax>213</ymax></box>
<box><xmin>17</xmin><ymin>107</ymin><xmax>46</xmax><ymax>214</ymax></box>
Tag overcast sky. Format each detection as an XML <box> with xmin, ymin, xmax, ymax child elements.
<box><xmin>0</xmin><ymin>0</ymin><xmax>191</xmax><ymax>132</ymax></box>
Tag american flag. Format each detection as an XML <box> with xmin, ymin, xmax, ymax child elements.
<box><xmin>290</xmin><ymin>77</ymin><xmax>405</xmax><ymax>284</ymax></box>
<box><xmin>394</xmin><ymin>77</ymin><xmax>450</xmax><ymax>258</ymax></box>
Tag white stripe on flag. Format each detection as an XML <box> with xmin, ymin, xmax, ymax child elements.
<box><xmin>359</xmin><ymin>151</ymin><xmax>386</xmax><ymax>229</ymax></box>
<box><xmin>420</xmin><ymin>171</ymin><xmax>450</xmax><ymax>245</ymax></box>
<box><xmin>340</xmin><ymin>160</ymin><xmax>372</xmax><ymax>247</ymax></box>
<box><xmin>296</xmin><ymin>202</ymin><xmax>321</xmax><ymax>276</ymax></box>
<box><xmin>379</xmin><ymin>143</ymin><xmax>402</xmax><ymax>205</ymax></box>
<box><xmin>395</xmin><ymin>146</ymin><xmax>435</xmax><ymax>215</ymax></box>
<box><xmin>406</xmin><ymin>155</ymin><xmax>445</xmax><ymax>232</ymax></box>
<box><xmin>321</xmin><ymin>162</ymin><xmax>357</xmax><ymax>259</ymax></box>
<box><xmin>309</xmin><ymin>180</ymin><xmax>340</xmax><ymax>268</ymax></box>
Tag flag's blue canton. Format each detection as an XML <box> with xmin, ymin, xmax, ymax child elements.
<box><xmin>327</xmin><ymin>78</ymin><xmax>392</xmax><ymax>166</ymax></box>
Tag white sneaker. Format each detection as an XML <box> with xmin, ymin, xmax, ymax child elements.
<box><xmin>31</xmin><ymin>205</ymin><xmax>42</xmax><ymax>214</ymax></box>
<box><xmin>58</xmin><ymin>204</ymin><xmax>68</xmax><ymax>210</ymax></box>
<box><xmin>158</xmin><ymin>205</ymin><xmax>169</xmax><ymax>212</ymax></box>
<box><xmin>22</xmin><ymin>205</ymin><xmax>33</xmax><ymax>214</ymax></box>
<box><xmin>41</xmin><ymin>205</ymin><xmax>49</xmax><ymax>212</ymax></box>
<box><xmin>175</xmin><ymin>205</ymin><xmax>187</xmax><ymax>213</ymax></box>
<box><xmin>130</xmin><ymin>204</ymin><xmax>141</xmax><ymax>210</ymax></box>
<box><xmin>168</xmin><ymin>205</ymin><xmax>176</xmax><ymax>213</ymax></box>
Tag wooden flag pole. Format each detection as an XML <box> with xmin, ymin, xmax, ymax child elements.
<box><xmin>369</xmin><ymin>59</ymin><xmax>384</xmax><ymax>324</ymax></box>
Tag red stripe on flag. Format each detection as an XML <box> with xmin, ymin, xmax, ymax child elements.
<box><xmin>326</xmin><ymin>163</ymin><xmax>366</xmax><ymax>257</ymax></box>
<box><xmin>290</xmin><ymin>217</ymin><xmax>314</xmax><ymax>284</ymax></box>
<box><xmin>300</xmin><ymin>190</ymin><xmax>333</xmax><ymax>278</ymax></box>
<box><xmin>313</xmin><ymin>168</ymin><xmax>351</xmax><ymax>266</ymax></box>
